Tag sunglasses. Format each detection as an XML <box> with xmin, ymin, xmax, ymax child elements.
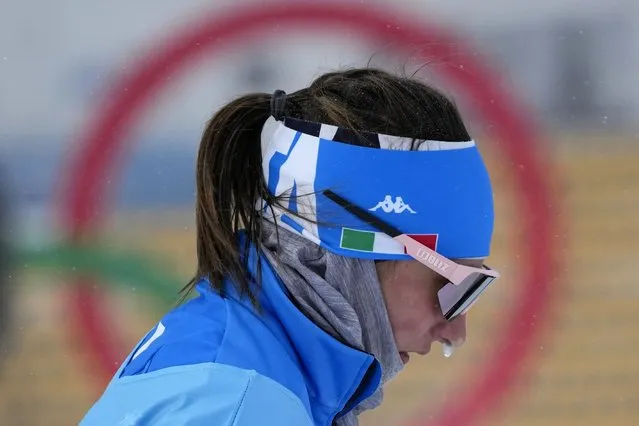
<box><xmin>323</xmin><ymin>190</ymin><xmax>500</xmax><ymax>321</ymax></box>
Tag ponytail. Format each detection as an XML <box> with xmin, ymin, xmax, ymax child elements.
<box><xmin>182</xmin><ymin>93</ymin><xmax>273</xmax><ymax>303</ymax></box>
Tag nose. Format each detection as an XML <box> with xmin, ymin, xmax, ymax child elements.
<box><xmin>437</xmin><ymin>314</ymin><xmax>467</xmax><ymax>347</ymax></box>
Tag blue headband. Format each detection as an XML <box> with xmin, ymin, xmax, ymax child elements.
<box><xmin>260</xmin><ymin>116</ymin><xmax>494</xmax><ymax>260</ymax></box>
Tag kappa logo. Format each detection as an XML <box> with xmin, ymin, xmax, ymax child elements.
<box><xmin>369</xmin><ymin>195</ymin><xmax>417</xmax><ymax>214</ymax></box>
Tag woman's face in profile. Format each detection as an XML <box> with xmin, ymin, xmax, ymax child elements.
<box><xmin>376</xmin><ymin>258</ymin><xmax>482</xmax><ymax>363</ymax></box>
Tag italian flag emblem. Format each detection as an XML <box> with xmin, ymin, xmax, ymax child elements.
<box><xmin>339</xmin><ymin>228</ymin><xmax>438</xmax><ymax>254</ymax></box>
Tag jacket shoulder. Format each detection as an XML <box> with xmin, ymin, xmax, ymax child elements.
<box><xmin>80</xmin><ymin>363</ymin><xmax>313</xmax><ymax>426</ymax></box>
<box><xmin>120</xmin><ymin>291</ymin><xmax>227</xmax><ymax>377</ymax></box>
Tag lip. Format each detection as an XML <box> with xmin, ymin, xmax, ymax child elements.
<box><xmin>419</xmin><ymin>342</ymin><xmax>433</xmax><ymax>356</ymax></box>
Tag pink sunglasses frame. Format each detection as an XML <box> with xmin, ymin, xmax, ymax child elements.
<box><xmin>397</xmin><ymin>234</ymin><xmax>500</xmax><ymax>319</ymax></box>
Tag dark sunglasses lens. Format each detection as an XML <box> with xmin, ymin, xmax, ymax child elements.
<box><xmin>438</xmin><ymin>274</ymin><xmax>496</xmax><ymax>321</ymax></box>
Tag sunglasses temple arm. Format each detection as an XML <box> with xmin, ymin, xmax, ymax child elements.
<box><xmin>395</xmin><ymin>234</ymin><xmax>464</xmax><ymax>283</ymax></box>
<box><xmin>323</xmin><ymin>190</ymin><xmax>402</xmax><ymax>237</ymax></box>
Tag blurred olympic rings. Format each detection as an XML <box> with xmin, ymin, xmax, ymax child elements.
<box><xmin>17</xmin><ymin>244</ymin><xmax>180</xmax><ymax>308</ymax></box>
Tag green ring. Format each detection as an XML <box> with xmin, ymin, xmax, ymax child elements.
<box><xmin>17</xmin><ymin>244</ymin><xmax>182</xmax><ymax>308</ymax></box>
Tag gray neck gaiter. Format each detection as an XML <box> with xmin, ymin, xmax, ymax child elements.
<box><xmin>260</xmin><ymin>221</ymin><xmax>404</xmax><ymax>426</ymax></box>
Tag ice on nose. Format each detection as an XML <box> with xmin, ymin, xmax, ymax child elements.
<box><xmin>442</xmin><ymin>337</ymin><xmax>465</xmax><ymax>357</ymax></box>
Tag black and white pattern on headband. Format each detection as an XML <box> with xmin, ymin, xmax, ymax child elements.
<box><xmin>282</xmin><ymin>116</ymin><xmax>475</xmax><ymax>151</ymax></box>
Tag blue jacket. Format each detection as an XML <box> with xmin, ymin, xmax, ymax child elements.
<box><xmin>80</xmin><ymin>243</ymin><xmax>382</xmax><ymax>426</ymax></box>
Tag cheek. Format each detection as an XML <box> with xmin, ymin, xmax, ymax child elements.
<box><xmin>382</xmin><ymin>266</ymin><xmax>442</xmax><ymax>335</ymax></box>
<box><xmin>395</xmin><ymin>287</ymin><xmax>439</xmax><ymax>329</ymax></box>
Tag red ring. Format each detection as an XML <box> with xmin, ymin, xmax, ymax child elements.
<box><xmin>58</xmin><ymin>3</ymin><xmax>562</xmax><ymax>425</ymax></box>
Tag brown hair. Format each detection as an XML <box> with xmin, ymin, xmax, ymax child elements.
<box><xmin>184</xmin><ymin>68</ymin><xmax>471</xmax><ymax>303</ymax></box>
